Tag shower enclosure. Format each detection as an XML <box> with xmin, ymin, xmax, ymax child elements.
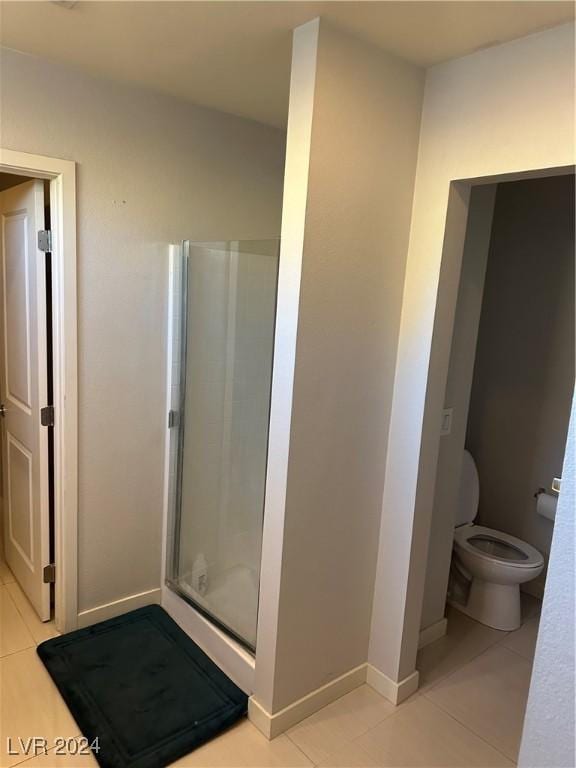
<box><xmin>166</xmin><ymin>240</ymin><xmax>279</xmax><ymax>651</ymax></box>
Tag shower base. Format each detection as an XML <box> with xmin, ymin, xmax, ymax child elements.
<box><xmin>176</xmin><ymin>564</ymin><xmax>259</xmax><ymax>651</ymax></box>
<box><xmin>161</xmin><ymin>578</ymin><xmax>256</xmax><ymax>694</ymax></box>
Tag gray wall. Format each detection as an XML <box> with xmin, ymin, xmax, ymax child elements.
<box><xmin>467</xmin><ymin>176</ymin><xmax>575</xmax><ymax>593</ymax></box>
<box><xmin>0</xmin><ymin>47</ymin><xmax>286</xmax><ymax>614</ymax></box>
<box><xmin>518</xmin><ymin>392</ymin><xmax>575</xmax><ymax>768</ymax></box>
<box><xmin>260</xmin><ymin>21</ymin><xmax>424</xmax><ymax>712</ymax></box>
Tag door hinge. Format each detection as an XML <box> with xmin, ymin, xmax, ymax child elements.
<box><xmin>43</xmin><ymin>563</ymin><xmax>56</xmax><ymax>584</ymax></box>
<box><xmin>168</xmin><ymin>410</ymin><xmax>179</xmax><ymax>428</ymax></box>
<box><xmin>40</xmin><ymin>405</ymin><xmax>54</xmax><ymax>427</ymax></box>
<box><xmin>38</xmin><ymin>230</ymin><xmax>52</xmax><ymax>253</ymax></box>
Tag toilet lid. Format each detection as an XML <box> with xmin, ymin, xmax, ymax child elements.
<box><xmin>454</xmin><ymin>525</ymin><xmax>544</xmax><ymax>568</ymax></box>
<box><xmin>455</xmin><ymin>450</ymin><xmax>479</xmax><ymax>526</ymax></box>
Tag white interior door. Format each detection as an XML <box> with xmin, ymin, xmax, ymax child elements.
<box><xmin>0</xmin><ymin>180</ymin><xmax>51</xmax><ymax>620</ymax></box>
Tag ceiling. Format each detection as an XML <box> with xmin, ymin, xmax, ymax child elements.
<box><xmin>1</xmin><ymin>1</ymin><xmax>573</xmax><ymax>128</ymax></box>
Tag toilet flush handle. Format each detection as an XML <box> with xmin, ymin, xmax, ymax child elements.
<box><xmin>551</xmin><ymin>478</ymin><xmax>562</xmax><ymax>495</ymax></box>
<box><xmin>535</xmin><ymin>480</ymin><xmax>561</xmax><ymax>498</ymax></box>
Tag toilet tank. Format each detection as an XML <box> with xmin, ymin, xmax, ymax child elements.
<box><xmin>455</xmin><ymin>450</ymin><xmax>480</xmax><ymax>527</ymax></box>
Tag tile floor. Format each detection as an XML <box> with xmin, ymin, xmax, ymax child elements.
<box><xmin>0</xmin><ymin>559</ymin><xmax>541</xmax><ymax>768</ymax></box>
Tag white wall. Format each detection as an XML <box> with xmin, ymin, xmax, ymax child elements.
<box><xmin>255</xmin><ymin>19</ymin><xmax>423</xmax><ymax>714</ymax></box>
<box><xmin>253</xmin><ymin>18</ymin><xmax>320</xmax><ymax>714</ymax></box>
<box><xmin>0</xmin><ymin>47</ymin><xmax>286</xmax><ymax>614</ymax></box>
<box><xmin>370</xmin><ymin>22</ymin><xmax>575</xmax><ymax>684</ymax></box>
<box><xmin>467</xmin><ymin>175</ymin><xmax>574</xmax><ymax>591</ymax></box>
<box><xmin>518</xmin><ymin>392</ymin><xmax>575</xmax><ymax>768</ymax></box>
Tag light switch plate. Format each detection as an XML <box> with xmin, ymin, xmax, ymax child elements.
<box><xmin>440</xmin><ymin>408</ymin><xmax>453</xmax><ymax>436</ymax></box>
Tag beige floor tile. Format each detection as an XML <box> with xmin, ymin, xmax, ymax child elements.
<box><xmin>170</xmin><ymin>720</ymin><xmax>312</xmax><ymax>767</ymax></box>
<box><xmin>0</xmin><ymin>586</ymin><xmax>35</xmax><ymax>658</ymax></box>
<box><xmin>416</xmin><ymin>606</ymin><xmax>507</xmax><ymax>691</ymax></box>
<box><xmin>5</xmin><ymin>582</ymin><xmax>59</xmax><ymax>645</ymax></box>
<box><xmin>501</xmin><ymin>617</ymin><xmax>539</xmax><ymax>661</ymax></box>
<box><xmin>286</xmin><ymin>685</ymin><xmax>396</xmax><ymax>764</ymax></box>
<box><xmin>357</xmin><ymin>696</ymin><xmax>513</xmax><ymax>767</ymax></box>
<box><xmin>425</xmin><ymin>645</ymin><xmax>532</xmax><ymax>762</ymax></box>
<box><xmin>0</xmin><ymin>559</ymin><xmax>15</xmax><ymax>585</ymax></box>
<box><xmin>0</xmin><ymin>648</ymin><xmax>80</xmax><ymax>768</ymax></box>
<box><xmin>13</xmin><ymin>742</ymin><xmax>98</xmax><ymax>767</ymax></box>
<box><xmin>317</xmin><ymin>740</ymin><xmax>379</xmax><ymax>767</ymax></box>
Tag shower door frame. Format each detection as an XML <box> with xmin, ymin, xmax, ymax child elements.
<box><xmin>167</xmin><ymin>241</ymin><xmax>259</xmax><ymax>653</ymax></box>
<box><xmin>165</xmin><ymin>241</ymin><xmax>188</xmax><ymax>622</ymax></box>
<box><xmin>162</xmin><ymin>240</ymin><xmax>279</xmax><ymax>657</ymax></box>
<box><xmin>161</xmin><ymin>244</ymin><xmax>256</xmax><ymax>692</ymax></box>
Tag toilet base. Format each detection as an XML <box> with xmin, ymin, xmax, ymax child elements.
<box><xmin>449</xmin><ymin>579</ymin><xmax>521</xmax><ymax>631</ymax></box>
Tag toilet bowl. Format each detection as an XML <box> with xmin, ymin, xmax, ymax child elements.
<box><xmin>449</xmin><ymin>450</ymin><xmax>544</xmax><ymax>631</ymax></box>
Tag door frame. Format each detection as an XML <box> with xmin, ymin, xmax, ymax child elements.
<box><xmin>0</xmin><ymin>147</ymin><xmax>78</xmax><ymax>632</ymax></box>
<box><xmin>376</xmin><ymin>164</ymin><xmax>575</xmax><ymax>685</ymax></box>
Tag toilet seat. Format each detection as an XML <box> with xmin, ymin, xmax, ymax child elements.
<box><xmin>454</xmin><ymin>525</ymin><xmax>544</xmax><ymax>569</ymax></box>
<box><xmin>450</xmin><ymin>451</ymin><xmax>545</xmax><ymax>630</ymax></box>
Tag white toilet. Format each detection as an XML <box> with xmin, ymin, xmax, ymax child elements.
<box><xmin>449</xmin><ymin>450</ymin><xmax>544</xmax><ymax>631</ymax></box>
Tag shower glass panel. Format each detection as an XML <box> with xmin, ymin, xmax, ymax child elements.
<box><xmin>168</xmin><ymin>240</ymin><xmax>279</xmax><ymax>651</ymax></box>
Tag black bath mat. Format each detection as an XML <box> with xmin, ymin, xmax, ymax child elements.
<box><xmin>37</xmin><ymin>604</ymin><xmax>248</xmax><ymax>768</ymax></box>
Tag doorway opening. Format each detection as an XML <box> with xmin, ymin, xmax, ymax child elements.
<box><xmin>0</xmin><ymin>149</ymin><xmax>78</xmax><ymax>634</ymax></box>
<box><xmin>415</xmin><ymin>173</ymin><xmax>574</xmax><ymax>760</ymax></box>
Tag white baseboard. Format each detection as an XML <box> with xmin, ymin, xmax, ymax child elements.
<box><xmin>250</xmin><ymin>660</ymin><xmax>422</xmax><ymax>739</ymax></box>
<box><xmin>418</xmin><ymin>617</ymin><xmax>448</xmax><ymax>649</ymax></box>
<box><xmin>249</xmin><ymin>663</ymin><xmax>367</xmax><ymax>739</ymax></box>
<box><xmin>366</xmin><ymin>664</ymin><xmax>419</xmax><ymax>705</ymax></box>
<box><xmin>77</xmin><ymin>587</ymin><xmax>162</xmax><ymax>628</ymax></box>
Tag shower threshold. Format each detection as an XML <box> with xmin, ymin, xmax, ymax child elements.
<box><xmin>168</xmin><ymin>564</ymin><xmax>258</xmax><ymax>654</ymax></box>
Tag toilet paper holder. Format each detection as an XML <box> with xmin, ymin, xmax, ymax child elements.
<box><xmin>534</xmin><ymin>478</ymin><xmax>561</xmax><ymax>498</ymax></box>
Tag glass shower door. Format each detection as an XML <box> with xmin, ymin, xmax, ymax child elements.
<box><xmin>168</xmin><ymin>240</ymin><xmax>279</xmax><ymax>651</ymax></box>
